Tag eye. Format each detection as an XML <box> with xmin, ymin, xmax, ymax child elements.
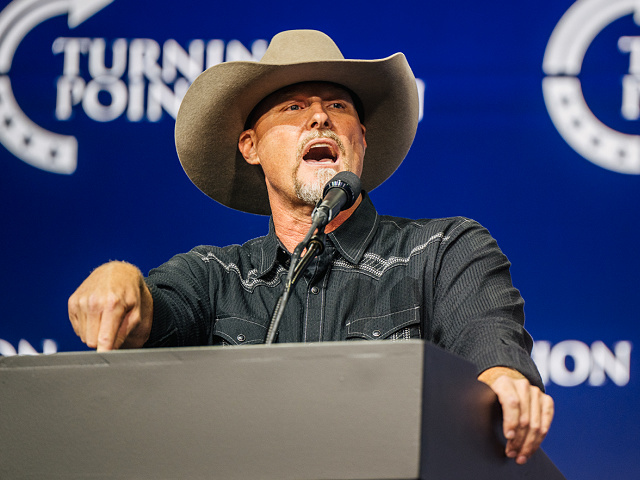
<box><xmin>285</xmin><ymin>104</ymin><xmax>302</xmax><ymax>111</ymax></box>
<box><xmin>329</xmin><ymin>102</ymin><xmax>346</xmax><ymax>109</ymax></box>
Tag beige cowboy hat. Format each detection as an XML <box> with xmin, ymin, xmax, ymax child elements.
<box><xmin>175</xmin><ymin>29</ymin><xmax>419</xmax><ymax>215</ymax></box>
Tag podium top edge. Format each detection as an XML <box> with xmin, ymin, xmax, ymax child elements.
<box><xmin>0</xmin><ymin>339</ymin><xmax>427</xmax><ymax>369</ymax></box>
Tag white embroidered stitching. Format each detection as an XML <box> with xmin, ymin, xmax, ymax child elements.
<box><xmin>333</xmin><ymin>232</ymin><xmax>450</xmax><ymax>278</ymax></box>
<box><xmin>390</xmin><ymin>327</ymin><xmax>412</xmax><ymax>341</ymax></box>
<box><xmin>193</xmin><ymin>250</ymin><xmax>285</xmax><ymax>291</ymax></box>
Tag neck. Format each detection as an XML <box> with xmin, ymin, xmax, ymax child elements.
<box><xmin>270</xmin><ymin>194</ymin><xmax>363</xmax><ymax>253</ymax></box>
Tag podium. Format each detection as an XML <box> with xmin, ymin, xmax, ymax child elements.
<box><xmin>0</xmin><ymin>340</ymin><xmax>565</xmax><ymax>479</ymax></box>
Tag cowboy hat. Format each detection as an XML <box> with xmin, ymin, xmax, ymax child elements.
<box><xmin>175</xmin><ymin>29</ymin><xmax>419</xmax><ymax>215</ymax></box>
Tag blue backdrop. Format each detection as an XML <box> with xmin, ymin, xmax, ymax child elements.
<box><xmin>1</xmin><ymin>0</ymin><xmax>638</xmax><ymax>478</ymax></box>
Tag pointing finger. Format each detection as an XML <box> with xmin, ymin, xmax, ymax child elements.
<box><xmin>96</xmin><ymin>299</ymin><xmax>127</xmax><ymax>352</ymax></box>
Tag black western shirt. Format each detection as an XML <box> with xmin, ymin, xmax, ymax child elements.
<box><xmin>145</xmin><ymin>193</ymin><xmax>543</xmax><ymax>389</ymax></box>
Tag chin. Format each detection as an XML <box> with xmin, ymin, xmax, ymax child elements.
<box><xmin>294</xmin><ymin>167</ymin><xmax>337</xmax><ymax>204</ymax></box>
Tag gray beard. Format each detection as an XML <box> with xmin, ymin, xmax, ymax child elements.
<box><xmin>293</xmin><ymin>168</ymin><xmax>338</xmax><ymax>205</ymax></box>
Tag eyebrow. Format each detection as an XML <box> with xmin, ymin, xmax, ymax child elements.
<box><xmin>245</xmin><ymin>83</ymin><xmax>364</xmax><ymax>129</ymax></box>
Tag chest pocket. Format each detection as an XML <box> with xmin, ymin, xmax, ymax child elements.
<box><xmin>345</xmin><ymin>306</ymin><xmax>421</xmax><ymax>340</ymax></box>
<box><xmin>211</xmin><ymin>317</ymin><xmax>268</xmax><ymax>345</ymax></box>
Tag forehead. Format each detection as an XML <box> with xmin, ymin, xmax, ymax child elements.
<box><xmin>246</xmin><ymin>82</ymin><xmax>359</xmax><ymax>128</ymax></box>
<box><xmin>264</xmin><ymin>82</ymin><xmax>355</xmax><ymax>103</ymax></box>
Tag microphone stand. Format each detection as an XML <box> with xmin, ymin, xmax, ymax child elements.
<box><xmin>264</xmin><ymin>222</ymin><xmax>326</xmax><ymax>344</ymax></box>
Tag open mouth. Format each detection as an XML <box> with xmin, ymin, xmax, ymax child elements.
<box><xmin>302</xmin><ymin>142</ymin><xmax>339</xmax><ymax>164</ymax></box>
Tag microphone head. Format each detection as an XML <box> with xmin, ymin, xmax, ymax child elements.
<box><xmin>322</xmin><ymin>171</ymin><xmax>362</xmax><ymax>210</ymax></box>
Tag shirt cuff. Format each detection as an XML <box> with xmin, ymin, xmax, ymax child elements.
<box><xmin>143</xmin><ymin>280</ymin><xmax>178</xmax><ymax>347</ymax></box>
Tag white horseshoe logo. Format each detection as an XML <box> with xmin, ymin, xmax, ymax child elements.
<box><xmin>0</xmin><ymin>0</ymin><xmax>113</xmax><ymax>174</ymax></box>
<box><xmin>543</xmin><ymin>0</ymin><xmax>640</xmax><ymax>174</ymax></box>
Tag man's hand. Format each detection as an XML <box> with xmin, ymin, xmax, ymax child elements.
<box><xmin>478</xmin><ymin>366</ymin><xmax>554</xmax><ymax>465</ymax></box>
<box><xmin>68</xmin><ymin>261</ymin><xmax>153</xmax><ymax>351</ymax></box>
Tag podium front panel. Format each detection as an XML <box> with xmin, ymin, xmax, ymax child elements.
<box><xmin>0</xmin><ymin>341</ymin><xmax>424</xmax><ymax>480</ymax></box>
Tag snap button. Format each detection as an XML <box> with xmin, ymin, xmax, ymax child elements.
<box><xmin>311</xmin><ymin>286</ymin><xmax>320</xmax><ymax>294</ymax></box>
<box><xmin>237</xmin><ymin>334</ymin><xmax>246</xmax><ymax>342</ymax></box>
<box><xmin>372</xmin><ymin>330</ymin><xmax>382</xmax><ymax>338</ymax></box>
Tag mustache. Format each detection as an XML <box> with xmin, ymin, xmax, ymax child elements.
<box><xmin>296</xmin><ymin>130</ymin><xmax>346</xmax><ymax>160</ymax></box>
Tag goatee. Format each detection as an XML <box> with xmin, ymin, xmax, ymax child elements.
<box><xmin>294</xmin><ymin>168</ymin><xmax>337</xmax><ymax>205</ymax></box>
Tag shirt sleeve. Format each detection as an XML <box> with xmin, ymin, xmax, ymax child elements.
<box><xmin>428</xmin><ymin>219</ymin><xmax>544</xmax><ymax>390</ymax></box>
<box><xmin>143</xmin><ymin>250</ymin><xmax>214</xmax><ymax>347</ymax></box>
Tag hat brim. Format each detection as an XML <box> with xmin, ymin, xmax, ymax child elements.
<box><xmin>175</xmin><ymin>53</ymin><xmax>419</xmax><ymax>215</ymax></box>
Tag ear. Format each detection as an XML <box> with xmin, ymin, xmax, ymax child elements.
<box><xmin>238</xmin><ymin>129</ymin><xmax>260</xmax><ymax>165</ymax></box>
<box><xmin>361</xmin><ymin>123</ymin><xmax>367</xmax><ymax>150</ymax></box>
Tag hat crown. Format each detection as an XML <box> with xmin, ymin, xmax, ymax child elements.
<box><xmin>260</xmin><ymin>30</ymin><xmax>345</xmax><ymax>65</ymax></box>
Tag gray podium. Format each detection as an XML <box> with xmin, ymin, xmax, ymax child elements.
<box><xmin>0</xmin><ymin>340</ymin><xmax>565</xmax><ymax>479</ymax></box>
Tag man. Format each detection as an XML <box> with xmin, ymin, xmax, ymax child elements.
<box><xmin>68</xmin><ymin>30</ymin><xmax>554</xmax><ymax>466</ymax></box>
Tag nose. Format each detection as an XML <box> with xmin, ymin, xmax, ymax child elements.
<box><xmin>306</xmin><ymin>101</ymin><xmax>332</xmax><ymax>130</ymax></box>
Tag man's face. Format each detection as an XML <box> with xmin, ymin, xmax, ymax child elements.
<box><xmin>238</xmin><ymin>82</ymin><xmax>366</xmax><ymax>209</ymax></box>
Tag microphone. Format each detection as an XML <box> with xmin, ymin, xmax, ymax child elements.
<box><xmin>311</xmin><ymin>171</ymin><xmax>362</xmax><ymax>227</ymax></box>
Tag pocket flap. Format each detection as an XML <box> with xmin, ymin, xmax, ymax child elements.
<box><xmin>213</xmin><ymin>317</ymin><xmax>268</xmax><ymax>345</ymax></box>
<box><xmin>346</xmin><ymin>306</ymin><xmax>420</xmax><ymax>340</ymax></box>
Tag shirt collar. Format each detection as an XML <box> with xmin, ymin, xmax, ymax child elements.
<box><xmin>327</xmin><ymin>191</ymin><xmax>379</xmax><ymax>264</ymax></box>
<box><xmin>256</xmin><ymin>191</ymin><xmax>379</xmax><ymax>276</ymax></box>
<box><xmin>257</xmin><ymin>218</ymin><xmax>283</xmax><ymax>277</ymax></box>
